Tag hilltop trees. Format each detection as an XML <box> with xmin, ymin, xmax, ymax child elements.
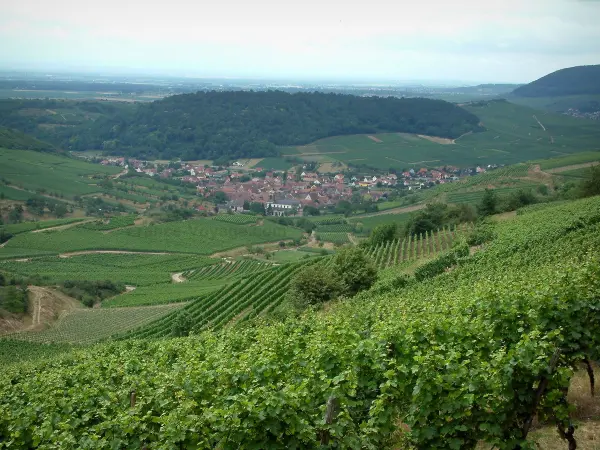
<box><xmin>7</xmin><ymin>92</ymin><xmax>483</xmax><ymax>161</ymax></box>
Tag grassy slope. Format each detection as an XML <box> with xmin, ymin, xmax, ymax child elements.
<box><xmin>0</xmin><ymin>147</ymin><xmax>120</xmax><ymax>199</ymax></box>
<box><xmin>281</xmin><ymin>101</ymin><xmax>600</xmax><ymax>170</ymax></box>
<box><xmin>0</xmin><ymin>219</ymin><xmax>303</xmax><ymax>256</ymax></box>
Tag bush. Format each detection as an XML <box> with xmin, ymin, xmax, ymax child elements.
<box><xmin>286</xmin><ymin>264</ymin><xmax>342</xmax><ymax>309</ymax></box>
<box><xmin>332</xmin><ymin>247</ymin><xmax>378</xmax><ymax>296</ymax></box>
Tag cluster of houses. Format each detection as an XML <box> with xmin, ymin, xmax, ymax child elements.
<box><xmin>98</xmin><ymin>156</ymin><xmax>500</xmax><ymax>215</ymax></box>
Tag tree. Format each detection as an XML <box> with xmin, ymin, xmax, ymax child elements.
<box><xmin>332</xmin><ymin>247</ymin><xmax>377</xmax><ymax>296</ymax></box>
<box><xmin>581</xmin><ymin>165</ymin><xmax>600</xmax><ymax>197</ymax></box>
<box><xmin>54</xmin><ymin>204</ymin><xmax>68</xmax><ymax>218</ymax></box>
<box><xmin>477</xmin><ymin>189</ymin><xmax>497</xmax><ymax>217</ymax></box>
<box><xmin>213</xmin><ymin>191</ymin><xmax>228</xmax><ymax>204</ymax></box>
<box><xmin>287</xmin><ymin>264</ymin><xmax>342</xmax><ymax>309</ymax></box>
<box><xmin>370</xmin><ymin>223</ymin><xmax>398</xmax><ymax>246</ymax></box>
<box><xmin>303</xmin><ymin>206</ymin><xmax>320</xmax><ymax>216</ymax></box>
<box><xmin>8</xmin><ymin>205</ymin><xmax>23</xmax><ymax>224</ymax></box>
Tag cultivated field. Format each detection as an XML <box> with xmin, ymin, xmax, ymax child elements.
<box><xmin>281</xmin><ymin>101</ymin><xmax>600</xmax><ymax>170</ymax></box>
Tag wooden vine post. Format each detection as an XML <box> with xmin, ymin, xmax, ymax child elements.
<box><xmin>319</xmin><ymin>396</ymin><xmax>339</xmax><ymax>445</ymax></box>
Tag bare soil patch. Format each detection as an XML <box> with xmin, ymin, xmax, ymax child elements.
<box><xmin>417</xmin><ymin>135</ymin><xmax>455</xmax><ymax>145</ymax></box>
<box><xmin>210</xmin><ymin>240</ymin><xmax>295</xmax><ymax>258</ymax></box>
<box><xmin>0</xmin><ymin>286</ymin><xmax>81</xmax><ymax>335</ymax></box>
<box><xmin>367</xmin><ymin>135</ymin><xmax>382</xmax><ymax>143</ymax></box>
<box><xmin>171</xmin><ymin>272</ymin><xmax>186</xmax><ymax>283</ymax></box>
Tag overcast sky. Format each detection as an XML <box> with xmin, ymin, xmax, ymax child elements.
<box><xmin>1</xmin><ymin>0</ymin><xmax>599</xmax><ymax>84</ymax></box>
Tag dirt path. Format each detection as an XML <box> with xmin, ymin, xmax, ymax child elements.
<box><xmin>347</xmin><ymin>233</ymin><xmax>358</xmax><ymax>245</ymax></box>
<box><xmin>171</xmin><ymin>272</ymin><xmax>186</xmax><ymax>283</ymax></box>
<box><xmin>31</xmin><ymin>219</ymin><xmax>95</xmax><ymax>233</ymax></box>
<box><xmin>546</xmin><ymin>161</ymin><xmax>599</xmax><ymax>174</ymax></box>
<box><xmin>59</xmin><ymin>250</ymin><xmax>172</xmax><ymax>258</ymax></box>
<box><xmin>367</xmin><ymin>135</ymin><xmax>382</xmax><ymax>143</ymax></box>
<box><xmin>352</xmin><ymin>203</ymin><xmax>426</xmax><ymax>219</ymax></box>
<box><xmin>112</xmin><ymin>168</ymin><xmax>129</xmax><ymax>179</ymax></box>
<box><xmin>0</xmin><ymin>286</ymin><xmax>82</xmax><ymax>335</ymax></box>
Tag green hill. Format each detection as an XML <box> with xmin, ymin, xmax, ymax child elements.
<box><xmin>1</xmin><ymin>92</ymin><xmax>483</xmax><ymax>161</ymax></box>
<box><xmin>513</xmin><ymin>64</ymin><xmax>600</xmax><ymax>97</ymax></box>
<box><xmin>283</xmin><ymin>100</ymin><xmax>600</xmax><ymax>170</ymax></box>
<box><xmin>0</xmin><ymin>126</ymin><xmax>55</xmax><ymax>152</ymax></box>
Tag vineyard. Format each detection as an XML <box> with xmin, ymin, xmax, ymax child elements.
<box><xmin>366</xmin><ymin>224</ymin><xmax>472</xmax><ymax>268</ymax></box>
<box><xmin>0</xmin><ymin>253</ymin><xmax>216</xmax><ymax>286</ymax></box>
<box><xmin>315</xmin><ymin>231</ymin><xmax>350</xmax><ymax>245</ymax></box>
<box><xmin>184</xmin><ymin>259</ymin><xmax>272</xmax><ymax>281</ymax></box>
<box><xmin>212</xmin><ymin>214</ymin><xmax>259</xmax><ymax>225</ymax></box>
<box><xmin>102</xmin><ymin>281</ymin><xmax>228</xmax><ymax>308</ymax></box>
<box><xmin>120</xmin><ymin>259</ymin><xmax>322</xmax><ymax>339</ymax></box>
<box><xmin>0</xmin><ymin>218</ymin><xmax>303</xmax><ymax>257</ymax></box>
<box><xmin>1</xmin><ymin>196</ymin><xmax>598</xmax><ymax>448</ymax></box>
<box><xmin>3</xmin><ymin>303</ymin><xmax>184</xmax><ymax>344</ymax></box>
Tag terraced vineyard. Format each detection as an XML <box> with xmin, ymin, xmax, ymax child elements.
<box><xmin>446</xmin><ymin>184</ymin><xmax>541</xmax><ymax>204</ymax></box>
<box><xmin>366</xmin><ymin>224</ymin><xmax>472</xmax><ymax>269</ymax></box>
<box><xmin>212</xmin><ymin>214</ymin><xmax>259</xmax><ymax>225</ymax></box>
<box><xmin>4</xmin><ymin>303</ymin><xmax>184</xmax><ymax>344</ymax></box>
<box><xmin>120</xmin><ymin>259</ymin><xmax>322</xmax><ymax>339</ymax></box>
<box><xmin>0</xmin><ymin>253</ymin><xmax>216</xmax><ymax>286</ymax></box>
<box><xmin>314</xmin><ymin>223</ymin><xmax>354</xmax><ymax>233</ymax></box>
<box><xmin>185</xmin><ymin>259</ymin><xmax>272</xmax><ymax>281</ymax></box>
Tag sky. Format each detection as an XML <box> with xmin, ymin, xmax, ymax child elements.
<box><xmin>1</xmin><ymin>0</ymin><xmax>599</xmax><ymax>84</ymax></box>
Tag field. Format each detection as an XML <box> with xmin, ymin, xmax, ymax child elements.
<box><xmin>0</xmin><ymin>218</ymin><xmax>303</xmax><ymax>257</ymax></box>
<box><xmin>0</xmin><ymin>148</ymin><xmax>120</xmax><ymax>199</ymax></box>
<box><xmin>0</xmin><ymin>253</ymin><xmax>216</xmax><ymax>286</ymax></box>
<box><xmin>1</xmin><ymin>196</ymin><xmax>599</xmax><ymax>447</ymax></box>
<box><xmin>4</xmin><ymin>303</ymin><xmax>184</xmax><ymax>344</ymax></box>
<box><xmin>349</xmin><ymin>211</ymin><xmax>413</xmax><ymax>234</ymax></box>
<box><xmin>281</xmin><ymin>101</ymin><xmax>600</xmax><ymax>170</ymax></box>
<box><xmin>315</xmin><ymin>231</ymin><xmax>350</xmax><ymax>245</ymax></box>
<box><xmin>529</xmin><ymin>151</ymin><xmax>600</xmax><ymax>170</ymax></box>
<box><xmin>253</xmin><ymin>157</ymin><xmax>295</xmax><ymax>170</ymax></box>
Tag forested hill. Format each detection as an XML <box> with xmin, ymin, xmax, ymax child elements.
<box><xmin>63</xmin><ymin>91</ymin><xmax>483</xmax><ymax>160</ymax></box>
<box><xmin>0</xmin><ymin>126</ymin><xmax>55</xmax><ymax>152</ymax></box>
<box><xmin>513</xmin><ymin>65</ymin><xmax>600</xmax><ymax>97</ymax></box>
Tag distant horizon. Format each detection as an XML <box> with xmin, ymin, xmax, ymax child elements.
<box><xmin>3</xmin><ymin>0</ymin><xmax>599</xmax><ymax>85</ymax></box>
<box><xmin>0</xmin><ymin>66</ymin><xmax>526</xmax><ymax>87</ymax></box>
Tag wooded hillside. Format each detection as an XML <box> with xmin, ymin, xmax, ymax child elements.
<box><xmin>0</xmin><ymin>92</ymin><xmax>483</xmax><ymax>160</ymax></box>
<box><xmin>513</xmin><ymin>64</ymin><xmax>600</xmax><ymax>97</ymax></box>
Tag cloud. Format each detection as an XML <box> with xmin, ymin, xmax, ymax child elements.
<box><xmin>1</xmin><ymin>0</ymin><xmax>599</xmax><ymax>83</ymax></box>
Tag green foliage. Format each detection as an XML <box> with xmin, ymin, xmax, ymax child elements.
<box><xmin>60</xmin><ymin>280</ymin><xmax>125</xmax><ymax>307</ymax></box>
<box><xmin>370</xmin><ymin>222</ymin><xmax>399</xmax><ymax>246</ymax></box>
<box><xmin>212</xmin><ymin>214</ymin><xmax>258</xmax><ymax>225</ymax></box>
<box><xmin>0</xmin><ymin>126</ymin><xmax>55</xmax><ymax>151</ymax></box>
<box><xmin>0</xmin><ymin>285</ymin><xmax>28</xmax><ymax>314</ymax></box>
<box><xmin>332</xmin><ymin>246</ymin><xmax>377</xmax><ymax>296</ymax></box>
<box><xmin>287</xmin><ymin>264</ymin><xmax>342</xmax><ymax>308</ymax></box>
<box><xmin>477</xmin><ymin>188</ymin><xmax>498</xmax><ymax>216</ymax></box>
<box><xmin>466</xmin><ymin>221</ymin><xmax>496</xmax><ymax>246</ymax></box>
<box><xmin>78</xmin><ymin>215</ymin><xmax>137</xmax><ymax>230</ymax></box>
<box><xmin>581</xmin><ymin>164</ymin><xmax>600</xmax><ymax>197</ymax></box>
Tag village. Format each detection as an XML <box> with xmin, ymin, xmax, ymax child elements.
<box><xmin>98</xmin><ymin>156</ymin><xmax>498</xmax><ymax>215</ymax></box>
